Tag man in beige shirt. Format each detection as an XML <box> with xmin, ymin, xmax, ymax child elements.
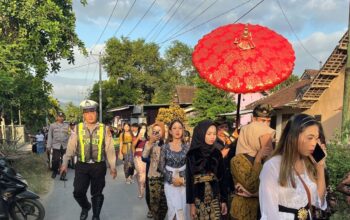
<box><xmin>61</xmin><ymin>100</ymin><xmax>116</xmax><ymax>220</ymax></box>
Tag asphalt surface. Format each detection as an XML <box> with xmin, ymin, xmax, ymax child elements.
<box><xmin>42</xmin><ymin>162</ymin><xmax>149</xmax><ymax>220</ymax></box>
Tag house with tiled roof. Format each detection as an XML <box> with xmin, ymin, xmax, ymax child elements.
<box><xmin>173</xmin><ymin>85</ymin><xmax>196</xmax><ymax>105</ymax></box>
<box><xmin>108</xmin><ymin>86</ymin><xmax>196</xmax><ymax>125</ymax></box>
<box><xmin>245</xmin><ymin>31</ymin><xmax>348</xmax><ymax>141</ymax></box>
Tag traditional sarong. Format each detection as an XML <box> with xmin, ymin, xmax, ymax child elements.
<box><xmin>193</xmin><ymin>173</ymin><xmax>221</xmax><ymax>220</ymax></box>
<box><xmin>149</xmin><ymin>176</ymin><xmax>168</xmax><ymax>220</ymax></box>
<box><xmin>123</xmin><ymin>142</ymin><xmax>134</xmax><ymax>178</ymax></box>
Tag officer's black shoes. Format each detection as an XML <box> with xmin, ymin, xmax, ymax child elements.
<box><xmin>91</xmin><ymin>195</ymin><xmax>104</xmax><ymax>220</ymax></box>
<box><xmin>80</xmin><ymin>203</ymin><xmax>91</xmax><ymax>220</ymax></box>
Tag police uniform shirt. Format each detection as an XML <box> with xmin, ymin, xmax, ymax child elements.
<box><xmin>47</xmin><ymin>122</ymin><xmax>69</xmax><ymax>150</ymax></box>
<box><xmin>62</xmin><ymin>122</ymin><xmax>116</xmax><ymax>169</ymax></box>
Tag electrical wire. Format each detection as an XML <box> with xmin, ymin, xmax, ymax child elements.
<box><xmin>59</xmin><ymin>61</ymin><xmax>99</xmax><ymax>72</ymax></box>
<box><xmin>127</xmin><ymin>0</ymin><xmax>157</xmax><ymax>37</ymax></box>
<box><xmin>90</xmin><ymin>0</ymin><xmax>120</xmax><ymax>53</ymax></box>
<box><xmin>144</xmin><ymin>0</ymin><xmax>180</xmax><ymax>41</ymax></box>
<box><xmin>113</xmin><ymin>0</ymin><xmax>137</xmax><ymax>37</ymax></box>
<box><xmin>159</xmin><ymin>0</ymin><xmax>209</xmax><ymax>42</ymax></box>
<box><xmin>160</xmin><ymin>0</ymin><xmax>219</xmax><ymax>44</ymax></box>
<box><xmin>150</xmin><ymin>0</ymin><xmax>185</xmax><ymax>42</ymax></box>
<box><xmin>83</xmin><ymin>55</ymin><xmax>92</xmax><ymax>87</ymax></box>
<box><xmin>159</xmin><ymin>0</ymin><xmax>257</xmax><ymax>45</ymax></box>
<box><xmin>275</xmin><ymin>0</ymin><xmax>320</xmax><ymax>63</ymax></box>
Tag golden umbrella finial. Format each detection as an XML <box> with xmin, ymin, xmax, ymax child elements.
<box><xmin>234</xmin><ymin>24</ymin><xmax>255</xmax><ymax>50</ymax></box>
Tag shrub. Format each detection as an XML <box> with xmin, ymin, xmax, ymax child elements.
<box><xmin>327</xmin><ymin>132</ymin><xmax>350</xmax><ymax>219</ymax></box>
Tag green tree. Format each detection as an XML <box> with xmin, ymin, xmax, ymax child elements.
<box><xmin>0</xmin><ymin>0</ymin><xmax>86</xmax><ymax>132</ymax></box>
<box><xmin>152</xmin><ymin>41</ymin><xmax>196</xmax><ymax>103</ymax></box>
<box><xmin>190</xmin><ymin>76</ymin><xmax>236</xmax><ymax>126</ymax></box>
<box><xmin>101</xmin><ymin>37</ymin><xmax>163</xmax><ymax>104</ymax></box>
<box><xmin>164</xmin><ymin>41</ymin><xmax>196</xmax><ymax>85</ymax></box>
<box><xmin>89</xmin><ymin>78</ymin><xmax>140</xmax><ymax>122</ymax></box>
<box><xmin>270</xmin><ymin>74</ymin><xmax>299</xmax><ymax>93</ymax></box>
<box><xmin>64</xmin><ymin>102</ymin><xmax>82</xmax><ymax>124</ymax></box>
<box><xmin>0</xmin><ymin>0</ymin><xmax>86</xmax><ymax>76</ymax></box>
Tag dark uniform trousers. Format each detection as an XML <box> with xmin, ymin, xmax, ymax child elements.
<box><xmin>52</xmin><ymin>147</ymin><xmax>66</xmax><ymax>173</ymax></box>
<box><xmin>73</xmin><ymin>161</ymin><xmax>107</xmax><ymax>214</ymax></box>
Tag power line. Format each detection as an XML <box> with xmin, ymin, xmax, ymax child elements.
<box><xmin>159</xmin><ymin>0</ymin><xmax>256</xmax><ymax>45</ymax></box>
<box><xmin>113</xmin><ymin>0</ymin><xmax>137</xmax><ymax>37</ymax></box>
<box><xmin>275</xmin><ymin>0</ymin><xmax>320</xmax><ymax>63</ymax></box>
<box><xmin>83</xmin><ymin>56</ymin><xmax>92</xmax><ymax>87</ymax></box>
<box><xmin>90</xmin><ymin>0</ymin><xmax>120</xmax><ymax>53</ymax></box>
<box><xmin>144</xmin><ymin>0</ymin><xmax>180</xmax><ymax>41</ymax></box>
<box><xmin>159</xmin><ymin>0</ymin><xmax>210</xmax><ymax>42</ymax></box>
<box><xmin>160</xmin><ymin>0</ymin><xmax>219</xmax><ymax>44</ymax></box>
<box><xmin>150</xmin><ymin>0</ymin><xmax>185</xmax><ymax>42</ymax></box>
<box><xmin>127</xmin><ymin>0</ymin><xmax>157</xmax><ymax>37</ymax></box>
<box><xmin>232</xmin><ymin>0</ymin><xmax>263</xmax><ymax>23</ymax></box>
<box><xmin>59</xmin><ymin>61</ymin><xmax>99</xmax><ymax>72</ymax></box>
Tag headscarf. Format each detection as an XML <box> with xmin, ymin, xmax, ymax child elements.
<box><xmin>189</xmin><ymin>120</ymin><xmax>216</xmax><ymax>158</ymax></box>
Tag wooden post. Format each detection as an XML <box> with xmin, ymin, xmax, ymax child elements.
<box><xmin>341</xmin><ymin>2</ymin><xmax>350</xmax><ymax>142</ymax></box>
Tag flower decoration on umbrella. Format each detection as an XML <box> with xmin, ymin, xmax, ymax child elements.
<box><xmin>192</xmin><ymin>23</ymin><xmax>295</xmax><ymax>94</ymax></box>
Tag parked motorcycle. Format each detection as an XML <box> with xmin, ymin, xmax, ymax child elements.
<box><xmin>0</xmin><ymin>158</ymin><xmax>45</xmax><ymax>220</ymax></box>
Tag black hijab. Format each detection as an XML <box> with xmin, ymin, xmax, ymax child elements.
<box><xmin>189</xmin><ymin>120</ymin><xmax>216</xmax><ymax>158</ymax></box>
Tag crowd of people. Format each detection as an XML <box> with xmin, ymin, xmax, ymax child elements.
<box><xmin>39</xmin><ymin>99</ymin><xmax>349</xmax><ymax>220</ymax></box>
<box><xmin>104</xmin><ymin>103</ymin><xmax>340</xmax><ymax>220</ymax></box>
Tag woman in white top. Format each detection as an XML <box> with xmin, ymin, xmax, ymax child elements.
<box><xmin>259</xmin><ymin>114</ymin><xmax>327</xmax><ymax>220</ymax></box>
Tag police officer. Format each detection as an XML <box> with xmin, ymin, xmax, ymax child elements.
<box><xmin>47</xmin><ymin>111</ymin><xmax>69</xmax><ymax>180</ymax></box>
<box><xmin>61</xmin><ymin>100</ymin><xmax>117</xmax><ymax>220</ymax></box>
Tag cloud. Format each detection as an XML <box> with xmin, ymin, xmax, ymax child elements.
<box><xmin>73</xmin><ymin>0</ymin><xmax>347</xmax><ymax>38</ymax></box>
<box><xmin>46</xmin><ymin>45</ymin><xmax>107</xmax><ymax>104</ymax></box>
<box><xmin>292</xmin><ymin>30</ymin><xmax>346</xmax><ymax>74</ymax></box>
<box><xmin>50</xmin><ymin>0</ymin><xmax>348</xmax><ymax>104</ymax></box>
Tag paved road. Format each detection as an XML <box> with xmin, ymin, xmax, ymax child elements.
<box><xmin>42</xmin><ymin>163</ymin><xmax>149</xmax><ymax>220</ymax></box>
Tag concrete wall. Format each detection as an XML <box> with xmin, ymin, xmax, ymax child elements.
<box><xmin>234</xmin><ymin>93</ymin><xmax>266</xmax><ymax>125</ymax></box>
<box><xmin>304</xmin><ymin>71</ymin><xmax>344</xmax><ymax>141</ymax></box>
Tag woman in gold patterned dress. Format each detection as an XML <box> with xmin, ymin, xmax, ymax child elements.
<box><xmin>186</xmin><ymin>120</ymin><xmax>228</xmax><ymax>220</ymax></box>
<box><xmin>119</xmin><ymin>123</ymin><xmax>135</xmax><ymax>184</ymax></box>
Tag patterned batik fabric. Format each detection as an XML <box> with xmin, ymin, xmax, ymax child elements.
<box><xmin>149</xmin><ymin>177</ymin><xmax>168</xmax><ymax>220</ymax></box>
<box><xmin>123</xmin><ymin>143</ymin><xmax>134</xmax><ymax>178</ymax></box>
<box><xmin>193</xmin><ymin>174</ymin><xmax>221</xmax><ymax>220</ymax></box>
<box><xmin>230</xmin><ymin>154</ymin><xmax>261</xmax><ymax>220</ymax></box>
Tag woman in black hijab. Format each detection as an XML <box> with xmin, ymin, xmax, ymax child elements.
<box><xmin>186</xmin><ymin>120</ymin><xmax>228</xmax><ymax>220</ymax></box>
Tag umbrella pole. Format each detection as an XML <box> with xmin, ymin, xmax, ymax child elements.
<box><xmin>235</xmin><ymin>94</ymin><xmax>241</xmax><ymax>129</ymax></box>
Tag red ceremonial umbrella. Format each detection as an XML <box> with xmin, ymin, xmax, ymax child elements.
<box><xmin>192</xmin><ymin>23</ymin><xmax>295</xmax><ymax>127</ymax></box>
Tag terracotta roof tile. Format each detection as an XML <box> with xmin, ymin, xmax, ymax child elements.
<box><xmin>245</xmin><ymin>79</ymin><xmax>312</xmax><ymax>110</ymax></box>
<box><xmin>174</xmin><ymin>86</ymin><xmax>196</xmax><ymax>104</ymax></box>
<box><xmin>300</xmin><ymin>69</ymin><xmax>319</xmax><ymax>80</ymax></box>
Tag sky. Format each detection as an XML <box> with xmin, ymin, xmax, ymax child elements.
<box><xmin>46</xmin><ymin>0</ymin><xmax>349</xmax><ymax>105</ymax></box>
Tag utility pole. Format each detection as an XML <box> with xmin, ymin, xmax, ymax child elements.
<box><xmin>90</xmin><ymin>52</ymin><xmax>103</xmax><ymax>122</ymax></box>
<box><xmin>99</xmin><ymin>52</ymin><xmax>103</xmax><ymax>122</ymax></box>
<box><xmin>341</xmin><ymin>1</ymin><xmax>350</xmax><ymax>142</ymax></box>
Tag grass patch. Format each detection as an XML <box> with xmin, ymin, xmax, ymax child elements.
<box><xmin>11</xmin><ymin>153</ymin><xmax>52</xmax><ymax>196</ymax></box>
